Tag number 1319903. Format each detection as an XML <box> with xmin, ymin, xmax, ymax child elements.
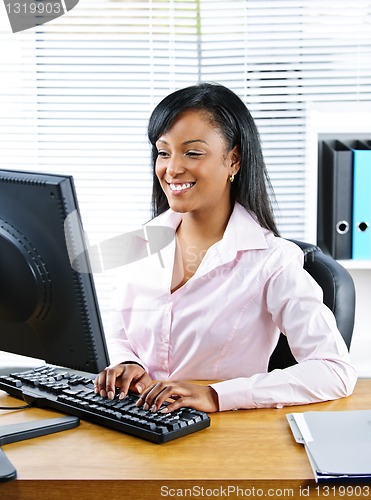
<box><xmin>316</xmin><ymin>485</ymin><xmax>370</xmax><ymax>497</ymax></box>
<box><xmin>5</xmin><ymin>2</ymin><xmax>62</xmax><ymax>15</ymax></box>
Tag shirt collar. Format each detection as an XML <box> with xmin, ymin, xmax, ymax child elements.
<box><xmin>147</xmin><ymin>202</ymin><xmax>269</xmax><ymax>263</ymax></box>
<box><xmin>223</xmin><ymin>202</ymin><xmax>269</xmax><ymax>250</ymax></box>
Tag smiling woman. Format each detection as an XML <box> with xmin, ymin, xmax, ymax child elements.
<box><xmin>94</xmin><ymin>83</ymin><xmax>357</xmax><ymax>415</ymax></box>
<box><xmin>1</xmin><ymin>1</ymin><xmax>371</xmax><ymax>374</ymax></box>
<box><xmin>148</xmin><ymin>83</ymin><xmax>278</xmax><ymax>236</ymax></box>
<box><xmin>154</xmin><ymin>109</ymin><xmax>239</xmax><ymax>221</ymax></box>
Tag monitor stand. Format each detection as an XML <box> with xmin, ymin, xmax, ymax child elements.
<box><xmin>0</xmin><ymin>415</ymin><xmax>79</xmax><ymax>482</ymax></box>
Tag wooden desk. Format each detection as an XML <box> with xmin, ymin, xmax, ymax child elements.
<box><xmin>1</xmin><ymin>380</ymin><xmax>371</xmax><ymax>500</ymax></box>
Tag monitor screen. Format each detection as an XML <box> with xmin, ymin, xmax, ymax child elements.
<box><xmin>0</xmin><ymin>169</ymin><xmax>110</xmax><ymax>373</ymax></box>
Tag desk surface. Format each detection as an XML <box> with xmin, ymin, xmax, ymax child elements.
<box><xmin>1</xmin><ymin>380</ymin><xmax>371</xmax><ymax>500</ymax></box>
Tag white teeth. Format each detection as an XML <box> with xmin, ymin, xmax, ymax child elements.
<box><xmin>169</xmin><ymin>182</ymin><xmax>194</xmax><ymax>191</ymax></box>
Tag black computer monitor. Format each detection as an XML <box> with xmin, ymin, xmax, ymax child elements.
<box><xmin>0</xmin><ymin>169</ymin><xmax>110</xmax><ymax>373</ymax></box>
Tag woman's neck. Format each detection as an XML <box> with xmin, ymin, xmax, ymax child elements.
<box><xmin>177</xmin><ymin>202</ymin><xmax>234</xmax><ymax>244</ymax></box>
<box><xmin>170</xmin><ymin>203</ymin><xmax>234</xmax><ymax>293</ymax></box>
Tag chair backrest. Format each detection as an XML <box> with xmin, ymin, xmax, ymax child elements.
<box><xmin>268</xmin><ymin>240</ymin><xmax>356</xmax><ymax>371</ymax></box>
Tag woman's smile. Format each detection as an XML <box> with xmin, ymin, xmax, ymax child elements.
<box><xmin>167</xmin><ymin>181</ymin><xmax>196</xmax><ymax>195</ymax></box>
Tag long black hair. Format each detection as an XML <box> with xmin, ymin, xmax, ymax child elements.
<box><xmin>147</xmin><ymin>82</ymin><xmax>280</xmax><ymax>236</ymax></box>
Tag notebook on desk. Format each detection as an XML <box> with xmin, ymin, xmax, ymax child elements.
<box><xmin>287</xmin><ymin>410</ymin><xmax>371</xmax><ymax>482</ymax></box>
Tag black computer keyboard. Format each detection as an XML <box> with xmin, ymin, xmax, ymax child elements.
<box><xmin>0</xmin><ymin>366</ymin><xmax>210</xmax><ymax>443</ymax></box>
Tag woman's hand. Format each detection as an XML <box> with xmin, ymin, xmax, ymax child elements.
<box><xmin>94</xmin><ymin>363</ymin><xmax>153</xmax><ymax>400</ymax></box>
<box><xmin>135</xmin><ymin>380</ymin><xmax>219</xmax><ymax>414</ymax></box>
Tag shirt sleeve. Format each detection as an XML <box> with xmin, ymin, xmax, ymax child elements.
<box><xmin>105</xmin><ymin>309</ymin><xmax>148</xmax><ymax>369</ymax></box>
<box><xmin>104</xmin><ymin>269</ymin><xmax>149</xmax><ymax>370</ymax></box>
<box><xmin>210</xmin><ymin>243</ymin><xmax>357</xmax><ymax>411</ymax></box>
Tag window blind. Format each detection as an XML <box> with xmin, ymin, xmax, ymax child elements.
<box><xmin>199</xmin><ymin>0</ymin><xmax>371</xmax><ymax>237</ymax></box>
<box><xmin>1</xmin><ymin>0</ymin><xmax>371</xmax><ymax>334</ymax></box>
<box><xmin>1</xmin><ymin>0</ymin><xmax>201</xmax><ymax>327</ymax></box>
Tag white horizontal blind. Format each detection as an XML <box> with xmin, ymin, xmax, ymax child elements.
<box><xmin>200</xmin><ymin>0</ymin><xmax>371</xmax><ymax>238</ymax></box>
<box><xmin>0</xmin><ymin>27</ymin><xmax>38</xmax><ymax>168</ymax></box>
<box><xmin>30</xmin><ymin>0</ymin><xmax>200</xmax><ymax>235</ymax></box>
<box><xmin>0</xmin><ymin>0</ymin><xmax>201</xmax><ymax>328</ymax></box>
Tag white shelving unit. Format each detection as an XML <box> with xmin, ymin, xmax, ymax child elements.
<box><xmin>307</xmin><ymin>102</ymin><xmax>371</xmax><ymax>377</ymax></box>
<box><xmin>339</xmin><ymin>260</ymin><xmax>371</xmax><ymax>270</ymax></box>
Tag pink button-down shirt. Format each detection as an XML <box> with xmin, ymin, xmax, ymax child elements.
<box><xmin>107</xmin><ymin>203</ymin><xmax>357</xmax><ymax>411</ymax></box>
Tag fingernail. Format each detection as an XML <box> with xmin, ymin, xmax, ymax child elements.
<box><xmin>159</xmin><ymin>407</ymin><xmax>169</xmax><ymax>414</ymax></box>
<box><xmin>119</xmin><ymin>392</ymin><xmax>125</xmax><ymax>400</ymax></box>
<box><xmin>143</xmin><ymin>403</ymin><xmax>149</xmax><ymax>411</ymax></box>
<box><xmin>100</xmin><ymin>390</ymin><xmax>106</xmax><ymax>398</ymax></box>
<box><xmin>150</xmin><ymin>404</ymin><xmax>157</xmax><ymax>413</ymax></box>
<box><xmin>136</xmin><ymin>384</ymin><xmax>143</xmax><ymax>394</ymax></box>
<box><xmin>108</xmin><ymin>391</ymin><xmax>114</xmax><ymax>400</ymax></box>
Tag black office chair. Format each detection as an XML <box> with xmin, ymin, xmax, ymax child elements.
<box><xmin>268</xmin><ymin>240</ymin><xmax>356</xmax><ymax>371</ymax></box>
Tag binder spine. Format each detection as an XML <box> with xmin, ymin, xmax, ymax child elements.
<box><xmin>321</xmin><ymin>141</ymin><xmax>353</xmax><ymax>260</ymax></box>
<box><xmin>352</xmin><ymin>142</ymin><xmax>371</xmax><ymax>260</ymax></box>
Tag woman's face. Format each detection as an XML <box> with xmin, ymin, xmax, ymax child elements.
<box><xmin>155</xmin><ymin>109</ymin><xmax>240</xmax><ymax>216</ymax></box>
